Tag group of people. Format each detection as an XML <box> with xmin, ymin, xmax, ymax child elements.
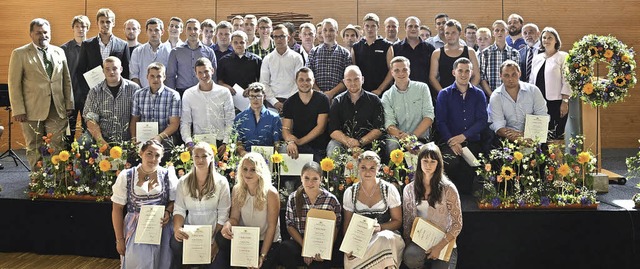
<box><xmin>112</xmin><ymin>138</ymin><xmax>460</xmax><ymax>269</ymax></box>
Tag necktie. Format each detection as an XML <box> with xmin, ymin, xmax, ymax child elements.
<box><xmin>39</xmin><ymin>47</ymin><xmax>53</xmax><ymax>78</ymax></box>
<box><xmin>525</xmin><ymin>46</ymin><xmax>534</xmax><ymax>81</ymax></box>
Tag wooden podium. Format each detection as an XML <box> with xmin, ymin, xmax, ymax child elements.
<box><xmin>581</xmin><ymin>103</ymin><xmax>627</xmax><ymax>184</ymax></box>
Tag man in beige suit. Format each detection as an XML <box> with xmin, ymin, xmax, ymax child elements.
<box><xmin>8</xmin><ymin>18</ymin><xmax>73</xmax><ymax>171</ymax></box>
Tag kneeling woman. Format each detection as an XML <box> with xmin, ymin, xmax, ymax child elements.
<box><xmin>216</xmin><ymin>152</ymin><xmax>281</xmax><ymax>268</ymax></box>
<box><xmin>279</xmin><ymin>161</ymin><xmax>342</xmax><ymax>269</ymax></box>
<box><xmin>171</xmin><ymin>142</ymin><xmax>231</xmax><ymax>267</ymax></box>
<box><xmin>111</xmin><ymin>140</ymin><xmax>178</xmax><ymax>268</ymax></box>
<box><xmin>343</xmin><ymin>151</ymin><xmax>404</xmax><ymax>268</ymax></box>
<box><xmin>402</xmin><ymin>144</ymin><xmax>462</xmax><ymax>269</ymax></box>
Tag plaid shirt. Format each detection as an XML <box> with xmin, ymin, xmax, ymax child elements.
<box><xmin>247</xmin><ymin>39</ymin><xmax>275</xmax><ymax>59</ymax></box>
<box><xmin>98</xmin><ymin>35</ymin><xmax>113</xmax><ymax>62</ymax></box>
<box><xmin>131</xmin><ymin>85</ymin><xmax>182</xmax><ymax>132</ymax></box>
<box><xmin>83</xmin><ymin>79</ymin><xmax>140</xmax><ymax>142</ymax></box>
<box><xmin>285</xmin><ymin>188</ymin><xmax>342</xmax><ymax>235</ymax></box>
<box><xmin>480</xmin><ymin>43</ymin><xmax>520</xmax><ymax>91</ymax></box>
<box><xmin>307</xmin><ymin>43</ymin><xmax>351</xmax><ymax>91</ymax></box>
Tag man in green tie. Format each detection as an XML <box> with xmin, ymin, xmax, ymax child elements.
<box><xmin>8</xmin><ymin>18</ymin><xmax>73</xmax><ymax>171</ymax></box>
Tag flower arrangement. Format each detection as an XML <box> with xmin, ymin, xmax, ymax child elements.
<box><xmin>29</xmin><ymin>136</ymin><xmax>136</xmax><ymax>201</ymax></box>
<box><xmin>626</xmin><ymin>139</ymin><xmax>640</xmax><ymax>179</ymax></box>
<box><xmin>475</xmin><ymin>135</ymin><xmax>597</xmax><ymax>209</ymax></box>
<box><xmin>564</xmin><ymin>34</ymin><xmax>637</xmax><ymax>108</ymax></box>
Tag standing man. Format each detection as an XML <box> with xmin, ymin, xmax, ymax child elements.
<box><xmin>393</xmin><ymin>16</ymin><xmax>436</xmax><ymax>86</ymax></box>
<box><xmin>384</xmin><ymin>17</ymin><xmax>400</xmax><ymax>44</ymax></box>
<box><xmin>247</xmin><ymin>16</ymin><xmax>275</xmax><ymax>59</ymax></box>
<box><xmin>476</xmin><ymin>27</ymin><xmax>492</xmax><ymax>56</ymax></box>
<box><xmin>297</xmin><ymin>23</ymin><xmax>316</xmax><ymax>65</ymax></box>
<box><xmin>166</xmin><ymin>18</ymin><xmax>217</xmax><ymax>96</ymax></box>
<box><xmin>419</xmin><ymin>25</ymin><xmax>432</xmax><ymax>40</ymax></box>
<box><xmin>327</xmin><ymin>65</ymin><xmax>384</xmax><ymax>155</ymax></box>
<box><xmin>61</xmin><ymin>15</ymin><xmax>90</xmax><ymax>142</ymax></box>
<box><xmin>8</xmin><ymin>18</ymin><xmax>73</xmax><ymax>170</ymax></box>
<box><xmin>165</xmin><ymin>17</ymin><xmax>184</xmax><ymax>49</ymax></box>
<box><xmin>465</xmin><ymin>23</ymin><xmax>479</xmax><ymax>51</ymax></box>
<box><xmin>341</xmin><ymin>24</ymin><xmax>361</xmax><ymax>50</ymax></box>
<box><xmin>124</xmin><ymin>19</ymin><xmax>141</xmax><ymax>57</ymax></box>
<box><xmin>307</xmin><ymin>18</ymin><xmax>351</xmax><ymax>100</ymax></box>
<box><xmin>260</xmin><ymin>24</ymin><xmax>304</xmax><ymax>112</ymax></box>
<box><xmin>436</xmin><ymin>57</ymin><xmax>488</xmax><ymax>194</ymax></box>
<box><xmin>217</xmin><ymin>31</ymin><xmax>262</xmax><ymax>96</ymax></box>
<box><xmin>200</xmin><ymin>19</ymin><xmax>217</xmax><ymax>48</ymax></box>
<box><xmin>84</xmin><ymin>57</ymin><xmax>140</xmax><ymax>145</ymax></box>
<box><xmin>426</xmin><ymin>13</ymin><xmax>466</xmax><ymax>49</ymax></box>
<box><xmin>506</xmin><ymin>14</ymin><xmax>526</xmax><ymax>50</ymax></box>
<box><xmin>231</xmin><ymin>16</ymin><xmax>244</xmax><ymax>32</ymax></box>
<box><xmin>212</xmin><ymin>21</ymin><xmax>234</xmax><ymax>66</ymax></box>
<box><xmin>181</xmin><ymin>58</ymin><xmax>234</xmax><ymax>150</ymax></box>
<box><xmin>283</xmin><ymin>22</ymin><xmax>301</xmax><ymax>51</ymax></box>
<box><xmin>479</xmin><ymin>20</ymin><xmax>520</xmax><ymax>97</ymax></box>
<box><xmin>382</xmin><ymin>56</ymin><xmax>434</xmax><ymax>153</ymax></box>
<box><xmin>76</xmin><ymin>8</ymin><xmax>130</xmax><ymax>130</ymax></box>
<box><xmin>519</xmin><ymin>23</ymin><xmax>541</xmax><ymax>82</ymax></box>
<box><xmin>429</xmin><ymin>19</ymin><xmax>480</xmax><ymax>93</ymax></box>
<box><xmin>130</xmin><ymin>18</ymin><xmax>171</xmax><ymax>88</ymax></box>
<box><xmin>351</xmin><ymin>13</ymin><xmax>394</xmax><ymax>96</ymax></box>
<box><xmin>282</xmin><ymin>67</ymin><xmax>330</xmax><ymax>162</ymax></box>
<box><xmin>243</xmin><ymin>15</ymin><xmax>258</xmax><ymax>46</ymax></box>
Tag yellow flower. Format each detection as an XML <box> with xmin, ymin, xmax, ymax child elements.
<box><xmin>578</xmin><ymin>66</ymin><xmax>590</xmax><ymax>75</ymax></box>
<box><xmin>558</xmin><ymin>164</ymin><xmax>571</xmax><ymax>177</ymax></box>
<box><xmin>110</xmin><ymin>146</ymin><xmax>123</xmax><ymax>159</ymax></box>
<box><xmin>582</xmin><ymin>83</ymin><xmax>594</xmax><ymax>95</ymax></box>
<box><xmin>588</xmin><ymin>46</ymin><xmax>598</xmax><ymax>57</ymax></box>
<box><xmin>51</xmin><ymin>155</ymin><xmax>60</xmax><ymax>165</ymax></box>
<box><xmin>603</xmin><ymin>49</ymin><xmax>614</xmax><ymax>58</ymax></box>
<box><xmin>99</xmin><ymin>159</ymin><xmax>112</xmax><ymax>172</ymax></box>
<box><xmin>180</xmin><ymin>151</ymin><xmax>191</xmax><ymax>163</ymax></box>
<box><xmin>390</xmin><ymin>149</ymin><xmax>404</xmax><ymax>165</ymax></box>
<box><xmin>320</xmin><ymin>157</ymin><xmax>335</xmax><ymax>172</ymax></box>
<box><xmin>271</xmin><ymin>152</ymin><xmax>283</xmax><ymax>164</ymax></box>
<box><xmin>622</xmin><ymin>54</ymin><xmax>630</xmax><ymax>62</ymax></box>
<box><xmin>210</xmin><ymin>144</ymin><xmax>218</xmax><ymax>155</ymax></box>
<box><xmin>577</xmin><ymin>152</ymin><xmax>591</xmax><ymax>165</ymax></box>
<box><xmin>58</xmin><ymin>150</ymin><xmax>70</xmax><ymax>162</ymax></box>
<box><xmin>500</xmin><ymin>166</ymin><xmax>514</xmax><ymax>181</ymax></box>
<box><xmin>613</xmin><ymin>76</ymin><xmax>626</xmax><ymax>87</ymax></box>
<box><xmin>513</xmin><ymin>151</ymin><xmax>523</xmax><ymax>162</ymax></box>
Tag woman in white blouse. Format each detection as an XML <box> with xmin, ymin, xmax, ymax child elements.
<box><xmin>111</xmin><ymin>140</ymin><xmax>178</xmax><ymax>269</ymax></box>
<box><xmin>529</xmin><ymin>27</ymin><xmax>571</xmax><ymax>139</ymax></box>
<box><xmin>342</xmin><ymin>150</ymin><xmax>404</xmax><ymax>268</ymax></box>
<box><xmin>171</xmin><ymin>142</ymin><xmax>231</xmax><ymax>267</ymax></box>
<box><xmin>217</xmin><ymin>152</ymin><xmax>281</xmax><ymax>269</ymax></box>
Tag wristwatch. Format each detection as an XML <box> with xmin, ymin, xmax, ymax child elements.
<box><xmin>562</xmin><ymin>99</ymin><xmax>569</xmax><ymax>103</ymax></box>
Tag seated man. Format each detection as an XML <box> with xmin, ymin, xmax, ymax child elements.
<box><xmin>180</xmin><ymin>57</ymin><xmax>234</xmax><ymax>152</ymax></box>
<box><xmin>327</xmin><ymin>65</ymin><xmax>384</xmax><ymax>156</ymax></box>
<box><xmin>282</xmin><ymin>67</ymin><xmax>330</xmax><ymax>162</ymax></box>
<box><xmin>234</xmin><ymin>82</ymin><xmax>282</xmax><ymax>156</ymax></box>
<box><xmin>436</xmin><ymin>57</ymin><xmax>488</xmax><ymax>194</ymax></box>
<box><xmin>130</xmin><ymin>62</ymin><xmax>181</xmax><ymax>150</ymax></box>
<box><xmin>488</xmin><ymin>60</ymin><xmax>547</xmax><ymax>142</ymax></box>
<box><xmin>83</xmin><ymin>57</ymin><xmax>140</xmax><ymax>145</ymax></box>
<box><xmin>382</xmin><ymin>56</ymin><xmax>434</xmax><ymax>154</ymax></box>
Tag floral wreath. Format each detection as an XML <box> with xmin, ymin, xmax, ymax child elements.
<box><xmin>564</xmin><ymin>34</ymin><xmax>636</xmax><ymax>107</ymax></box>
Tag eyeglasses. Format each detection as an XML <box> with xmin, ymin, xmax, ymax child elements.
<box><xmin>259</xmin><ymin>26</ymin><xmax>271</xmax><ymax>30</ymax></box>
<box><xmin>273</xmin><ymin>35</ymin><xmax>287</xmax><ymax>40</ymax></box>
<box><xmin>248</xmin><ymin>95</ymin><xmax>263</xmax><ymax>100</ymax></box>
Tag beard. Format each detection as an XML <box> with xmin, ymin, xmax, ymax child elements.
<box><xmin>509</xmin><ymin>28</ymin><xmax>522</xmax><ymax>36</ymax></box>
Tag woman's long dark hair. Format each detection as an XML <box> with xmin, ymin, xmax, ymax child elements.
<box><xmin>295</xmin><ymin>161</ymin><xmax>322</xmax><ymax>217</ymax></box>
<box><xmin>413</xmin><ymin>143</ymin><xmax>445</xmax><ymax>206</ymax></box>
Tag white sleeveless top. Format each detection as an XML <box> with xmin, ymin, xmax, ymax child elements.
<box><xmin>240</xmin><ymin>194</ymin><xmax>281</xmax><ymax>242</ymax></box>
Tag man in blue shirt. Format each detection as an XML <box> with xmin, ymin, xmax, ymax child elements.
<box><xmin>234</xmin><ymin>82</ymin><xmax>282</xmax><ymax>156</ymax></box>
<box><xmin>129</xmin><ymin>18</ymin><xmax>171</xmax><ymax>88</ymax></box>
<box><xmin>436</xmin><ymin>57</ymin><xmax>488</xmax><ymax>194</ymax></box>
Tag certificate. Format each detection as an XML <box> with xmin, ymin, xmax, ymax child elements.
<box><xmin>230</xmin><ymin>226</ymin><xmax>260</xmax><ymax>267</ymax></box>
<box><xmin>524</xmin><ymin>114</ymin><xmax>550</xmax><ymax>143</ymax></box>
<box><xmin>251</xmin><ymin>146</ymin><xmax>274</xmax><ymax>161</ymax></box>
<box><xmin>194</xmin><ymin>133</ymin><xmax>218</xmax><ymax>145</ymax></box>
<box><xmin>232</xmin><ymin>84</ymin><xmax>250</xmax><ymax>111</ymax></box>
<box><xmin>134</xmin><ymin>205</ymin><xmax>164</xmax><ymax>245</ymax></box>
<box><xmin>182</xmin><ymin>225</ymin><xmax>212</xmax><ymax>264</ymax></box>
<box><xmin>461</xmin><ymin>147</ymin><xmax>480</xmax><ymax>167</ymax></box>
<box><xmin>302</xmin><ymin>209</ymin><xmax>336</xmax><ymax>260</ymax></box>
<box><xmin>410</xmin><ymin>218</ymin><xmax>456</xmax><ymax>262</ymax></box>
<box><xmin>83</xmin><ymin>65</ymin><xmax>105</xmax><ymax>90</ymax></box>
<box><xmin>281</xmin><ymin>153</ymin><xmax>313</xmax><ymax>176</ymax></box>
<box><xmin>136</xmin><ymin>122</ymin><xmax>158</xmax><ymax>148</ymax></box>
<box><xmin>339</xmin><ymin>213</ymin><xmax>375</xmax><ymax>259</ymax></box>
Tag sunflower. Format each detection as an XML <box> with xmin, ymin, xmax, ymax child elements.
<box><xmin>320</xmin><ymin>157</ymin><xmax>335</xmax><ymax>172</ymax></box>
<box><xmin>270</xmin><ymin>152</ymin><xmax>283</xmax><ymax>164</ymax></box>
<box><xmin>578</xmin><ymin>66</ymin><xmax>590</xmax><ymax>75</ymax></box>
<box><xmin>557</xmin><ymin>164</ymin><xmax>571</xmax><ymax>177</ymax></box>
<box><xmin>51</xmin><ymin>155</ymin><xmax>61</xmax><ymax>165</ymax></box>
<box><xmin>180</xmin><ymin>151</ymin><xmax>191</xmax><ymax>163</ymax></box>
<box><xmin>110</xmin><ymin>146</ymin><xmax>123</xmax><ymax>159</ymax></box>
<box><xmin>513</xmin><ymin>151</ymin><xmax>523</xmax><ymax>162</ymax></box>
<box><xmin>588</xmin><ymin>46</ymin><xmax>598</xmax><ymax>57</ymax></box>
<box><xmin>582</xmin><ymin>83</ymin><xmax>594</xmax><ymax>95</ymax></box>
<box><xmin>99</xmin><ymin>159</ymin><xmax>112</xmax><ymax>172</ymax></box>
<box><xmin>390</xmin><ymin>149</ymin><xmax>404</xmax><ymax>165</ymax></box>
<box><xmin>577</xmin><ymin>152</ymin><xmax>591</xmax><ymax>164</ymax></box>
<box><xmin>613</xmin><ymin>76</ymin><xmax>626</xmax><ymax>87</ymax></box>
<box><xmin>210</xmin><ymin>144</ymin><xmax>218</xmax><ymax>155</ymax></box>
<box><xmin>622</xmin><ymin>54</ymin><xmax>630</xmax><ymax>62</ymax></box>
<box><xmin>500</xmin><ymin>166</ymin><xmax>514</xmax><ymax>181</ymax></box>
<box><xmin>603</xmin><ymin>49</ymin><xmax>614</xmax><ymax>58</ymax></box>
<box><xmin>58</xmin><ymin>150</ymin><xmax>70</xmax><ymax>162</ymax></box>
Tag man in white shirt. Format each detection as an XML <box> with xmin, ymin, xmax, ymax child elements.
<box><xmin>180</xmin><ymin>57</ymin><xmax>234</xmax><ymax>151</ymax></box>
<box><xmin>260</xmin><ymin>24</ymin><xmax>304</xmax><ymax>112</ymax></box>
<box><xmin>165</xmin><ymin>17</ymin><xmax>184</xmax><ymax>49</ymax></box>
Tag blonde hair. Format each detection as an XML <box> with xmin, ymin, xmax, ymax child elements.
<box><xmin>184</xmin><ymin>142</ymin><xmax>217</xmax><ymax>200</ymax></box>
<box><xmin>233</xmin><ymin>152</ymin><xmax>272</xmax><ymax>211</ymax></box>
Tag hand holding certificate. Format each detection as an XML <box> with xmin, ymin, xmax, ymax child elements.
<box><xmin>134</xmin><ymin>205</ymin><xmax>165</xmax><ymax>245</ymax></box>
<box><xmin>182</xmin><ymin>225</ymin><xmax>212</xmax><ymax>264</ymax></box>
<box><xmin>302</xmin><ymin>209</ymin><xmax>336</xmax><ymax>260</ymax></box>
<box><xmin>230</xmin><ymin>226</ymin><xmax>260</xmax><ymax>267</ymax></box>
<box><xmin>410</xmin><ymin>218</ymin><xmax>455</xmax><ymax>262</ymax></box>
<box><xmin>339</xmin><ymin>213</ymin><xmax>375</xmax><ymax>258</ymax></box>
<box><xmin>524</xmin><ymin>114</ymin><xmax>551</xmax><ymax>143</ymax></box>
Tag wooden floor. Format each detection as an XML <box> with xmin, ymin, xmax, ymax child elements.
<box><xmin>0</xmin><ymin>253</ymin><xmax>120</xmax><ymax>269</ymax></box>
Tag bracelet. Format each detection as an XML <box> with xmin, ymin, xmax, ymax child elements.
<box><xmin>260</xmin><ymin>253</ymin><xmax>267</xmax><ymax>260</ymax></box>
<box><xmin>116</xmin><ymin>238</ymin><xmax>124</xmax><ymax>244</ymax></box>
